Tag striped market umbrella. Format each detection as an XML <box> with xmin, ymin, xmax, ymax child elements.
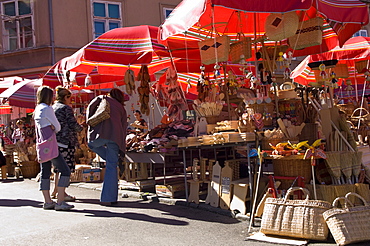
<box><xmin>0</xmin><ymin>76</ymin><xmax>25</xmax><ymax>93</ymax></box>
<box><xmin>43</xmin><ymin>25</ymin><xmax>178</xmax><ymax>88</ymax></box>
<box><xmin>291</xmin><ymin>36</ymin><xmax>370</xmax><ymax>88</ymax></box>
<box><xmin>0</xmin><ymin>79</ymin><xmax>42</xmax><ymax>108</ymax></box>
<box><xmin>159</xmin><ymin>0</ymin><xmax>369</xmax><ymax>58</ymax></box>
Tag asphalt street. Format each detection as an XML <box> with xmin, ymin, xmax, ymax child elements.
<box><xmin>0</xmin><ymin>178</ymin><xmax>367</xmax><ymax>246</ymax></box>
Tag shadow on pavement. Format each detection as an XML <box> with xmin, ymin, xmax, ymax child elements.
<box><xmin>76</xmin><ymin>198</ymin><xmax>241</xmax><ymax>225</ymax></box>
<box><xmin>71</xmin><ymin>208</ymin><xmax>189</xmax><ymax>226</ymax></box>
<box><xmin>0</xmin><ymin>199</ymin><xmax>42</xmax><ymax>208</ymax></box>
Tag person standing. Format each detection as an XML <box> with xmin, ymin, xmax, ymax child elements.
<box><xmin>51</xmin><ymin>86</ymin><xmax>85</xmax><ymax>201</ymax></box>
<box><xmin>33</xmin><ymin>86</ymin><xmax>74</xmax><ymax>211</ymax></box>
<box><xmin>12</xmin><ymin>119</ymin><xmax>25</xmax><ymax>144</ymax></box>
<box><xmin>87</xmin><ymin>88</ymin><xmax>127</xmax><ymax>206</ymax></box>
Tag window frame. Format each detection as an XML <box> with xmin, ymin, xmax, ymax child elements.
<box><xmin>1</xmin><ymin>0</ymin><xmax>35</xmax><ymax>52</ymax></box>
<box><xmin>91</xmin><ymin>0</ymin><xmax>122</xmax><ymax>39</ymax></box>
<box><xmin>353</xmin><ymin>29</ymin><xmax>368</xmax><ymax>37</ymax></box>
<box><xmin>160</xmin><ymin>4</ymin><xmax>175</xmax><ymax>23</ymax></box>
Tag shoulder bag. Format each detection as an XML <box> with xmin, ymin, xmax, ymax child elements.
<box><xmin>35</xmin><ymin>125</ymin><xmax>59</xmax><ymax>163</ymax></box>
<box><xmin>87</xmin><ymin>96</ymin><xmax>111</xmax><ymax>127</ymax></box>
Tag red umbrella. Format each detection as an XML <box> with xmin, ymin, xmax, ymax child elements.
<box><xmin>291</xmin><ymin>37</ymin><xmax>370</xmax><ymax>86</ymax></box>
<box><xmin>159</xmin><ymin>0</ymin><xmax>369</xmax><ymax>58</ymax></box>
<box><xmin>43</xmin><ymin>25</ymin><xmax>178</xmax><ymax>88</ymax></box>
<box><xmin>0</xmin><ymin>76</ymin><xmax>25</xmax><ymax>93</ymax></box>
<box><xmin>308</xmin><ymin>36</ymin><xmax>370</xmax><ymax>63</ymax></box>
<box><xmin>0</xmin><ymin>79</ymin><xmax>41</xmax><ymax>108</ymax></box>
<box><xmin>291</xmin><ymin>57</ymin><xmax>365</xmax><ymax>87</ymax></box>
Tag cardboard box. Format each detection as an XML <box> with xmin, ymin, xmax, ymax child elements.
<box><xmin>156</xmin><ymin>183</ymin><xmax>186</xmax><ymax>198</ymax></box>
<box><xmin>82</xmin><ymin>168</ymin><xmax>101</xmax><ymax>182</ymax></box>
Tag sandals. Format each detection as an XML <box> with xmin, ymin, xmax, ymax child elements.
<box><xmin>64</xmin><ymin>195</ymin><xmax>76</xmax><ymax>202</ymax></box>
<box><xmin>51</xmin><ymin>194</ymin><xmax>76</xmax><ymax>202</ymax></box>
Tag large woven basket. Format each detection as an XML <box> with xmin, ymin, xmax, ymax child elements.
<box><xmin>198</xmin><ymin>35</ymin><xmax>230</xmax><ymax>65</ymax></box>
<box><xmin>333</xmin><ymin>64</ymin><xmax>349</xmax><ymax>78</ymax></box>
<box><xmin>261</xmin><ymin>187</ymin><xmax>331</xmax><ymax>241</ymax></box>
<box><xmin>355</xmin><ymin>60</ymin><xmax>368</xmax><ymax>74</ymax></box>
<box><xmin>20</xmin><ymin>161</ymin><xmax>40</xmax><ymax>178</ymax></box>
<box><xmin>264</xmin><ymin>12</ymin><xmax>299</xmax><ymax>41</ymax></box>
<box><xmin>272</xmin><ymin>155</ymin><xmax>312</xmax><ymax>189</ymax></box>
<box><xmin>229</xmin><ymin>35</ymin><xmax>252</xmax><ymax>63</ymax></box>
<box><xmin>323</xmin><ymin>192</ymin><xmax>370</xmax><ymax>245</ymax></box>
<box><xmin>289</xmin><ymin>17</ymin><xmax>323</xmax><ymax>50</ymax></box>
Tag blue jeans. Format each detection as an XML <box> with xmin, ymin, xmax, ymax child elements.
<box><xmin>40</xmin><ymin>153</ymin><xmax>71</xmax><ymax>190</ymax></box>
<box><xmin>88</xmin><ymin>138</ymin><xmax>119</xmax><ymax>202</ymax></box>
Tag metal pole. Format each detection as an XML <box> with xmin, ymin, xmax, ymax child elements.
<box><xmin>182</xmin><ymin>149</ymin><xmax>189</xmax><ymax>203</ymax></box>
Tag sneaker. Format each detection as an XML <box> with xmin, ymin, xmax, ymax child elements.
<box><xmin>55</xmin><ymin>201</ymin><xmax>74</xmax><ymax>211</ymax></box>
<box><xmin>43</xmin><ymin>201</ymin><xmax>56</xmax><ymax>210</ymax></box>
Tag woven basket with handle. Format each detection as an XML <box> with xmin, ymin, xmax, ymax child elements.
<box><xmin>323</xmin><ymin>192</ymin><xmax>370</xmax><ymax>245</ymax></box>
<box><xmin>198</xmin><ymin>35</ymin><xmax>230</xmax><ymax>65</ymax></box>
<box><xmin>229</xmin><ymin>33</ymin><xmax>251</xmax><ymax>63</ymax></box>
<box><xmin>20</xmin><ymin>161</ymin><xmax>40</xmax><ymax>178</ymax></box>
<box><xmin>289</xmin><ymin>17</ymin><xmax>323</xmax><ymax>50</ymax></box>
<box><xmin>87</xmin><ymin>96</ymin><xmax>110</xmax><ymax>127</ymax></box>
<box><xmin>261</xmin><ymin>187</ymin><xmax>331</xmax><ymax>240</ymax></box>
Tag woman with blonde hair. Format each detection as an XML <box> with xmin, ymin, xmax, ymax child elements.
<box><xmin>51</xmin><ymin>86</ymin><xmax>85</xmax><ymax>201</ymax></box>
<box><xmin>33</xmin><ymin>86</ymin><xmax>74</xmax><ymax>211</ymax></box>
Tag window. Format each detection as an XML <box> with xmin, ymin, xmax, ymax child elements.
<box><xmin>353</xmin><ymin>29</ymin><xmax>368</xmax><ymax>37</ymax></box>
<box><xmin>160</xmin><ymin>4</ymin><xmax>175</xmax><ymax>24</ymax></box>
<box><xmin>1</xmin><ymin>0</ymin><xmax>34</xmax><ymax>52</ymax></box>
<box><xmin>163</xmin><ymin>7</ymin><xmax>173</xmax><ymax>19</ymax></box>
<box><xmin>92</xmin><ymin>1</ymin><xmax>122</xmax><ymax>38</ymax></box>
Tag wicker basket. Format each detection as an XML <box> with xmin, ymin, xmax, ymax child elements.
<box><xmin>70</xmin><ymin>169</ymin><xmax>83</xmax><ymax>182</ymax></box>
<box><xmin>198</xmin><ymin>35</ymin><xmax>230</xmax><ymax>65</ymax></box>
<box><xmin>333</xmin><ymin>64</ymin><xmax>349</xmax><ymax>78</ymax></box>
<box><xmin>272</xmin><ymin>155</ymin><xmax>312</xmax><ymax>189</ymax></box>
<box><xmin>229</xmin><ymin>35</ymin><xmax>252</xmax><ymax>63</ymax></box>
<box><xmin>264</xmin><ymin>12</ymin><xmax>299</xmax><ymax>41</ymax></box>
<box><xmin>20</xmin><ymin>161</ymin><xmax>40</xmax><ymax>178</ymax></box>
<box><xmin>323</xmin><ymin>192</ymin><xmax>370</xmax><ymax>245</ymax></box>
<box><xmin>261</xmin><ymin>187</ymin><xmax>331</xmax><ymax>241</ymax></box>
<box><xmin>261</xmin><ymin>138</ymin><xmax>287</xmax><ymax>150</ymax></box>
<box><xmin>355</xmin><ymin>60</ymin><xmax>368</xmax><ymax>74</ymax></box>
<box><xmin>288</xmin><ymin>17</ymin><xmax>323</xmax><ymax>50</ymax></box>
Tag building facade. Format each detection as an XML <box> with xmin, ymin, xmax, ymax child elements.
<box><xmin>0</xmin><ymin>0</ymin><xmax>181</xmax><ymax>78</ymax></box>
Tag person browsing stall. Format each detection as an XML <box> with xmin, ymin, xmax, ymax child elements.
<box><xmin>33</xmin><ymin>86</ymin><xmax>74</xmax><ymax>211</ymax></box>
<box><xmin>51</xmin><ymin>86</ymin><xmax>85</xmax><ymax>201</ymax></box>
<box><xmin>87</xmin><ymin>88</ymin><xmax>128</xmax><ymax>206</ymax></box>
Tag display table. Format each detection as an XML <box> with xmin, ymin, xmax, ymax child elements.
<box><xmin>179</xmin><ymin>141</ymin><xmax>255</xmax><ymax>205</ymax></box>
<box><xmin>120</xmin><ymin>152</ymin><xmax>165</xmax><ymax>191</ymax></box>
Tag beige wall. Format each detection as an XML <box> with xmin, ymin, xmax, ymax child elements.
<box><xmin>0</xmin><ymin>0</ymin><xmax>181</xmax><ymax>77</ymax></box>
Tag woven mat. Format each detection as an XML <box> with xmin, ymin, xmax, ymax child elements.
<box><xmin>247</xmin><ymin>232</ymin><xmax>308</xmax><ymax>246</ymax></box>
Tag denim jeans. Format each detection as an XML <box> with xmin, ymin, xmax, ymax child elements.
<box><xmin>39</xmin><ymin>153</ymin><xmax>71</xmax><ymax>190</ymax></box>
<box><xmin>88</xmin><ymin>138</ymin><xmax>119</xmax><ymax>202</ymax></box>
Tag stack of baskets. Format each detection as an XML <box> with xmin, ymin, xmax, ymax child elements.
<box><xmin>20</xmin><ymin>161</ymin><xmax>40</xmax><ymax>178</ymax></box>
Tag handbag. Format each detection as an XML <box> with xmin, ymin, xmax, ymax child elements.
<box><xmin>323</xmin><ymin>192</ymin><xmax>370</xmax><ymax>245</ymax></box>
<box><xmin>229</xmin><ymin>33</ymin><xmax>252</xmax><ymax>63</ymax></box>
<box><xmin>260</xmin><ymin>187</ymin><xmax>331</xmax><ymax>240</ymax></box>
<box><xmin>198</xmin><ymin>35</ymin><xmax>230</xmax><ymax>65</ymax></box>
<box><xmin>35</xmin><ymin>125</ymin><xmax>59</xmax><ymax>163</ymax></box>
<box><xmin>288</xmin><ymin>17</ymin><xmax>324</xmax><ymax>50</ymax></box>
<box><xmin>87</xmin><ymin>96</ymin><xmax>110</xmax><ymax>127</ymax></box>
